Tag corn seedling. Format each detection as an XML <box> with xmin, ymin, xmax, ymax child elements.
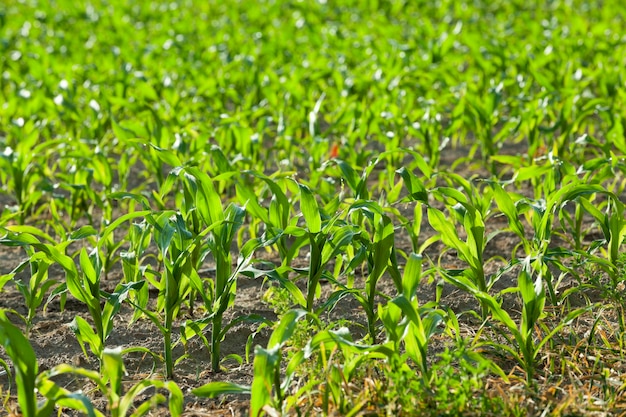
<box><xmin>448</xmin><ymin>258</ymin><xmax>592</xmax><ymax>384</ymax></box>
<box><xmin>0</xmin><ymin>132</ymin><xmax>63</xmax><ymax>224</ymax></box>
<box><xmin>428</xmin><ymin>196</ymin><xmax>490</xmax><ymax>318</ymax></box>
<box><xmin>0</xmin><ymin>310</ymin><xmax>97</xmax><ymax>417</ymax></box>
<box><xmin>5</xmin><ymin>255</ymin><xmax>56</xmax><ymax>335</ymax></box>
<box><xmin>134</xmin><ymin>211</ymin><xmax>192</xmax><ymax>379</ymax></box>
<box><xmin>3</xmin><ymin>1</ymin><xmax>626</xmax><ymax>415</ymax></box>
<box><xmin>249</xmin><ymin>309</ymin><xmax>319</xmax><ymax>417</ymax></box>
<box><xmin>38</xmin><ymin>347</ymin><xmax>183</xmax><ymax>417</ymax></box>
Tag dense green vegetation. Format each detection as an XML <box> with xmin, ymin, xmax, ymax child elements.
<box><xmin>1</xmin><ymin>0</ymin><xmax>626</xmax><ymax>415</ymax></box>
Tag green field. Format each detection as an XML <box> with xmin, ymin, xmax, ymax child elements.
<box><xmin>1</xmin><ymin>0</ymin><xmax>626</xmax><ymax>415</ymax></box>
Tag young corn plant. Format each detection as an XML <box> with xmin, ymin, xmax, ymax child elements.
<box><xmin>66</xmin><ymin>248</ymin><xmax>147</xmax><ymax>363</ymax></box>
<box><xmin>135</xmin><ymin>210</ymin><xmax>192</xmax><ymax>379</ymax></box>
<box><xmin>59</xmin><ymin>220</ymin><xmax>150</xmax><ymax>363</ymax></box>
<box><xmin>1</xmin><ymin>249</ymin><xmax>57</xmax><ymax>336</ymax></box>
<box><xmin>299</xmin><ymin>182</ymin><xmax>336</xmax><ymax>312</ymax></box>
<box><xmin>191</xmin><ymin>310</ymin><xmax>316</xmax><ymax>417</ymax></box>
<box><xmin>38</xmin><ymin>347</ymin><xmax>184</xmax><ymax>417</ymax></box>
<box><xmin>255</xmin><ymin>219</ymin><xmax>362</xmax><ymax>321</ymax></box>
<box><xmin>157</xmin><ymin>166</ymin><xmax>208</xmax><ymax>316</ymax></box>
<box><xmin>142</xmin><ymin>167</ymin><xmax>264</xmax><ymax>374</ymax></box>
<box><xmin>247</xmin><ymin>180</ymin><xmax>360</xmax><ymax>315</ymax></box>
<box><xmin>0</xmin><ymin>128</ymin><xmax>63</xmax><ymax>224</ymax></box>
<box><xmin>107</xmin><ymin>194</ymin><xmax>156</xmax><ymax>320</ymax></box>
<box><xmin>119</xmin><ymin>220</ymin><xmax>152</xmax><ymax>323</ymax></box>
<box><xmin>427</xmin><ymin>189</ymin><xmax>491</xmax><ymax>319</ymax></box>
<box><xmin>181</xmin><ymin>167</ymin><xmax>259</xmax><ymax>373</ymax></box>
<box><xmin>237</xmin><ymin>172</ymin><xmax>363</xmax><ymax>312</ymax></box>
<box><xmin>517</xmin><ymin>181</ymin><xmax>607</xmax><ymax>305</ymax></box>
<box><xmin>248</xmin><ymin>309</ymin><xmax>321</xmax><ymax>417</ymax></box>
<box><xmin>448</xmin><ymin>257</ymin><xmax>592</xmax><ymax>385</ymax></box>
<box><xmin>235</xmin><ymin>170</ymin><xmax>292</xmax><ymax>262</ymax></box>
<box><xmin>362</xmin><ymin>208</ymin><xmax>401</xmax><ymax>341</ymax></box>
<box><xmin>383</xmin><ymin>253</ymin><xmax>446</xmax><ymax>379</ymax></box>
<box><xmin>182</xmin><ymin>224</ymin><xmax>272</xmax><ymax>373</ymax></box>
<box><xmin>0</xmin><ymin>227</ymin><xmax>72</xmax><ymax>322</ymax></box>
<box><xmin>103</xmin><ymin>194</ymin><xmax>195</xmax><ymax>378</ymax></box>
<box><xmin>1</xmin><ymin>224</ymin><xmax>147</xmax><ymax>363</ymax></box>
<box><xmin>380</xmin><ymin>298</ymin><xmax>446</xmax><ymax>380</ymax></box>
<box><xmin>316</xmin><ymin>201</ymin><xmax>402</xmax><ymax>342</ymax></box>
<box><xmin>0</xmin><ymin>310</ymin><xmax>97</xmax><ymax>417</ymax></box>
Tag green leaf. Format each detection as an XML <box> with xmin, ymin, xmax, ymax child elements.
<box><xmin>0</xmin><ymin>311</ymin><xmax>38</xmax><ymax>417</ymax></box>
<box><xmin>69</xmin><ymin>225</ymin><xmax>98</xmax><ymax>241</ymax></box>
<box><xmin>336</xmin><ymin>160</ymin><xmax>359</xmax><ymax>194</ymax></box>
<box><xmin>236</xmin><ymin>183</ymin><xmax>270</xmax><ymax>224</ymax></box>
<box><xmin>518</xmin><ymin>265</ymin><xmax>545</xmax><ymax>337</ymax></box>
<box><xmin>139</xmin><ymin>140</ymin><xmax>183</xmax><ymax>167</ymax></box>
<box><xmin>121</xmin><ymin>379</ymin><xmax>184</xmax><ymax>417</ymax></box>
<box><xmin>36</xmin><ymin>378</ymin><xmax>101</xmax><ymax>417</ymax></box>
<box><xmin>250</xmin><ymin>345</ymin><xmax>275</xmax><ymax>417</ymax></box>
<box><xmin>153</xmin><ymin>213</ymin><xmax>176</xmax><ymax>255</ymax></box>
<box><xmin>321</xmin><ymin>226</ymin><xmax>356</xmax><ymax>265</ymax></box>
<box><xmin>192</xmin><ymin>381</ymin><xmax>251</xmax><ymax>398</ymax></box>
<box><xmin>397</xmin><ymin>167</ymin><xmax>428</xmax><ymax>202</ymax></box>
<box><xmin>102</xmin><ymin>347</ymin><xmax>124</xmax><ymax>403</ymax></box>
<box><xmin>299</xmin><ymin>183</ymin><xmax>321</xmax><ymax>234</ymax></box>
<box><xmin>491</xmin><ymin>182</ymin><xmax>526</xmax><ymax>240</ymax></box>
<box><xmin>111</xmin><ymin>118</ymin><xmax>137</xmax><ymax>141</ymax></box>
<box><xmin>427</xmin><ymin>207</ymin><xmax>471</xmax><ymax>263</ymax></box>
<box><xmin>79</xmin><ymin>248</ymin><xmax>99</xmax><ymax>291</ymax></box>
<box><xmin>403</xmin><ymin>253</ymin><xmax>423</xmax><ymax>299</ymax></box>
<box><xmin>187</xmin><ymin>167</ymin><xmax>225</xmax><ymax>226</ymax></box>
<box><xmin>368</xmin><ymin>213</ymin><xmax>395</xmax><ymax>286</ymax></box>
<box><xmin>102</xmin><ymin>281</ymin><xmax>146</xmax><ymax>338</ymax></box>
<box><xmin>268</xmin><ymin>309</ymin><xmax>308</xmax><ymax>349</ymax></box>
<box><xmin>69</xmin><ymin>316</ymin><xmax>103</xmax><ymax>358</ymax></box>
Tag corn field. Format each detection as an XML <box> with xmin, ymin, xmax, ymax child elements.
<box><xmin>1</xmin><ymin>0</ymin><xmax>626</xmax><ymax>415</ymax></box>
